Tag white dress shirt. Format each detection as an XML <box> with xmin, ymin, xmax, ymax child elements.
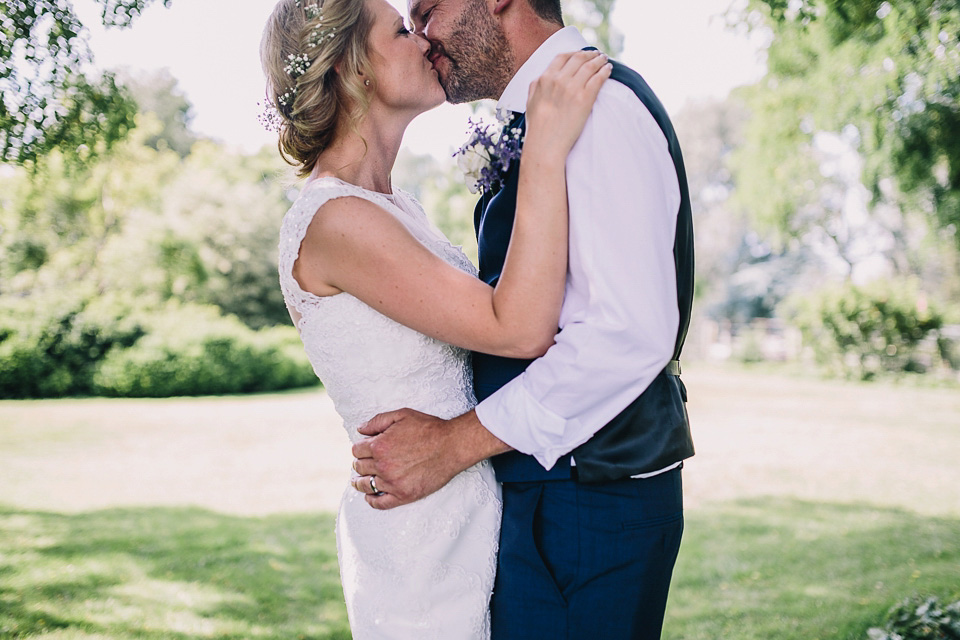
<box><xmin>474</xmin><ymin>27</ymin><xmax>682</xmax><ymax>472</ymax></box>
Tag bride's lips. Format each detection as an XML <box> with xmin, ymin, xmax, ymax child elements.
<box><xmin>428</xmin><ymin>49</ymin><xmax>447</xmax><ymax>73</ymax></box>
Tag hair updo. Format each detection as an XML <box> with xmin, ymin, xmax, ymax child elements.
<box><xmin>260</xmin><ymin>0</ymin><xmax>375</xmax><ymax>177</ymax></box>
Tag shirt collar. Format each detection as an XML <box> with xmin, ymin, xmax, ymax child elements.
<box><xmin>497</xmin><ymin>26</ymin><xmax>591</xmax><ymax>115</ymax></box>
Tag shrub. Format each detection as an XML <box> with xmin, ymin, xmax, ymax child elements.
<box><xmin>867</xmin><ymin>595</ymin><xmax>960</xmax><ymax>640</ymax></box>
<box><xmin>0</xmin><ymin>291</ymin><xmax>147</xmax><ymax>398</ymax></box>
<box><xmin>0</xmin><ymin>294</ymin><xmax>317</xmax><ymax>398</ymax></box>
<box><xmin>91</xmin><ymin>302</ymin><xmax>318</xmax><ymax>397</ymax></box>
<box><xmin>785</xmin><ymin>278</ymin><xmax>951</xmax><ymax>380</ymax></box>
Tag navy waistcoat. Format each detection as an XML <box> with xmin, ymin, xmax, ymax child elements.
<box><xmin>473</xmin><ymin>58</ymin><xmax>695</xmax><ymax>483</ymax></box>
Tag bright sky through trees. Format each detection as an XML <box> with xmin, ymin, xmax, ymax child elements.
<box><xmin>73</xmin><ymin>0</ymin><xmax>767</xmax><ymax>158</ymax></box>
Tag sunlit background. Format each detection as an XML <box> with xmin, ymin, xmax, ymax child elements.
<box><xmin>73</xmin><ymin>0</ymin><xmax>768</xmax><ymax>156</ymax></box>
<box><xmin>1</xmin><ymin>0</ymin><xmax>959</xmax><ymax>638</ymax></box>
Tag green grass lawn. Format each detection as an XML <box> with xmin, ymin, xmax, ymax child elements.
<box><xmin>668</xmin><ymin>499</ymin><xmax>960</xmax><ymax>640</ymax></box>
<box><xmin>1</xmin><ymin>500</ymin><xmax>957</xmax><ymax>640</ymax></box>
<box><xmin>1</xmin><ymin>365</ymin><xmax>958</xmax><ymax>638</ymax></box>
<box><xmin>0</xmin><ymin>506</ymin><xmax>349</xmax><ymax>639</ymax></box>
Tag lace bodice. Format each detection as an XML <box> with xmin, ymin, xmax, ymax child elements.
<box><xmin>278</xmin><ymin>177</ymin><xmax>479</xmax><ymax>438</ymax></box>
<box><xmin>277</xmin><ymin>177</ymin><xmax>499</xmax><ymax>639</ymax></box>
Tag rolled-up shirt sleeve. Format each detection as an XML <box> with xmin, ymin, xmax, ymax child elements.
<box><xmin>474</xmin><ymin>80</ymin><xmax>682</xmax><ymax>470</ymax></box>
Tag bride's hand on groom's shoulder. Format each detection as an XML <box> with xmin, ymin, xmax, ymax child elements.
<box><xmin>524</xmin><ymin>50</ymin><xmax>612</xmax><ymax>158</ymax></box>
<box><xmin>351</xmin><ymin>408</ymin><xmax>467</xmax><ymax>510</ymax></box>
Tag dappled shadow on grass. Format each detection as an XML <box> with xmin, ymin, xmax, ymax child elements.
<box><xmin>3</xmin><ymin>499</ymin><xmax>958</xmax><ymax>640</ymax></box>
<box><xmin>0</xmin><ymin>505</ymin><xmax>350</xmax><ymax>640</ymax></box>
<box><xmin>668</xmin><ymin>497</ymin><xmax>960</xmax><ymax>640</ymax></box>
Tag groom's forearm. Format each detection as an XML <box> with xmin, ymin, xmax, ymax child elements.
<box><xmin>450</xmin><ymin>410</ymin><xmax>513</xmax><ymax>470</ymax></box>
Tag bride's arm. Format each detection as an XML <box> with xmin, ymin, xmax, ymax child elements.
<box><xmin>294</xmin><ymin>51</ymin><xmax>610</xmax><ymax>358</ymax></box>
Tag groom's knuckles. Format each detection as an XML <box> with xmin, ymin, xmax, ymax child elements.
<box><xmin>351</xmin><ymin>440</ymin><xmax>371</xmax><ymax>459</ymax></box>
<box><xmin>353</xmin><ymin>458</ymin><xmax>373</xmax><ymax>476</ymax></box>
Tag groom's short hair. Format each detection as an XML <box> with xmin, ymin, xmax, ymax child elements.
<box><xmin>527</xmin><ymin>0</ymin><xmax>563</xmax><ymax>25</ymax></box>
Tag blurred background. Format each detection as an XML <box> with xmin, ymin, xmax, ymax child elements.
<box><xmin>1</xmin><ymin>1</ymin><xmax>958</xmax><ymax>639</ymax></box>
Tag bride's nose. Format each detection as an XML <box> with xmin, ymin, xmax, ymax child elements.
<box><xmin>413</xmin><ymin>32</ymin><xmax>430</xmax><ymax>55</ymax></box>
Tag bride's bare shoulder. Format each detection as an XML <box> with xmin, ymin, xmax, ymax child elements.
<box><xmin>304</xmin><ymin>193</ymin><xmax>401</xmax><ymax>243</ymax></box>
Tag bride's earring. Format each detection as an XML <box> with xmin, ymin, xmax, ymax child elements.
<box><xmin>364</xmin><ymin>79</ymin><xmax>370</xmax><ymax>86</ymax></box>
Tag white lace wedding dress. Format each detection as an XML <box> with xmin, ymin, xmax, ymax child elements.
<box><xmin>278</xmin><ymin>177</ymin><xmax>501</xmax><ymax>639</ymax></box>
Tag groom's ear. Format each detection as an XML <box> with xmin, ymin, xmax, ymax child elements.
<box><xmin>492</xmin><ymin>0</ymin><xmax>514</xmax><ymax>16</ymax></box>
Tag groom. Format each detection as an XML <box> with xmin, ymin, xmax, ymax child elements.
<box><xmin>352</xmin><ymin>0</ymin><xmax>695</xmax><ymax>637</ymax></box>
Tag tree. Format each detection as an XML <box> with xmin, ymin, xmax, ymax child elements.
<box><xmin>0</xmin><ymin>110</ymin><xmax>298</xmax><ymax>329</ymax></box>
<box><xmin>0</xmin><ymin>0</ymin><xmax>171</xmax><ymax>166</ymax></box>
<box><xmin>0</xmin><ymin>114</ymin><xmax>182</xmax><ymax>297</ymax></box>
<box><xmin>124</xmin><ymin>140</ymin><xmax>297</xmax><ymax>329</ymax></box>
<box><xmin>120</xmin><ymin>68</ymin><xmax>197</xmax><ymax>157</ymax></box>
<box><xmin>564</xmin><ymin>0</ymin><xmax>624</xmax><ymax>57</ymax></box>
<box><xmin>730</xmin><ymin>0</ymin><xmax>960</xmax><ymax>257</ymax></box>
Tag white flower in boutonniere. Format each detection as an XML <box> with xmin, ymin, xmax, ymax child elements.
<box><xmin>454</xmin><ymin>113</ymin><xmax>524</xmax><ymax>194</ymax></box>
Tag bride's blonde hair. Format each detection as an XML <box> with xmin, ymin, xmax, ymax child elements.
<box><xmin>260</xmin><ymin>0</ymin><xmax>375</xmax><ymax>177</ymax></box>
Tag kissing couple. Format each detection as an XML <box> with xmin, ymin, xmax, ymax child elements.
<box><xmin>262</xmin><ymin>0</ymin><xmax>695</xmax><ymax>637</ymax></box>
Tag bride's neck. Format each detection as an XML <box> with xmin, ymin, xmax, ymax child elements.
<box><xmin>312</xmin><ymin>110</ymin><xmax>407</xmax><ymax>195</ymax></box>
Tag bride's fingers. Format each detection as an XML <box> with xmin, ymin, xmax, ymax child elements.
<box><xmin>531</xmin><ymin>51</ymin><xmax>607</xmax><ymax>109</ymax></box>
<box><xmin>580</xmin><ymin>59</ymin><xmax>612</xmax><ymax>100</ymax></box>
<box><xmin>534</xmin><ymin>50</ymin><xmax>599</xmax><ymax>97</ymax></box>
<box><xmin>575</xmin><ymin>52</ymin><xmax>611</xmax><ymax>86</ymax></box>
<box><xmin>551</xmin><ymin>49</ymin><xmax>602</xmax><ymax>78</ymax></box>
<box><xmin>558</xmin><ymin>51</ymin><xmax>606</xmax><ymax>87</ymax></box>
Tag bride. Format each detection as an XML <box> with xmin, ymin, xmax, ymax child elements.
<box><xmin>261</xmin><ymin>0</ymin><xmax>609</xmax><ymax>636</ymax></box>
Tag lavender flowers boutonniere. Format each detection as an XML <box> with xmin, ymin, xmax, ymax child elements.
<box><xmin>454</xmin><ymin>112</ymin><xmax>524</xmax><ymax>195</ymax></box>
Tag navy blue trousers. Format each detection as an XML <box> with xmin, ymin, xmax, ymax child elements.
<box><xmin>490</xmin><ymin>467</ymin><xmax>684</xmax><ymax>640</ymax></box>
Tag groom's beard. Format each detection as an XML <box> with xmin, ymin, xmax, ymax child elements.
<box><xmin>435</xmin><ymin>0</ymin><xmax>514</xmax><ymax>104</ymax></box>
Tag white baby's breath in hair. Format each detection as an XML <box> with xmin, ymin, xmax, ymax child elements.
<box><xmin>284</xmin><ymin>53</ymin><xmax>311</xmax><ymax>79</ymax></box>
<box><xmin>257</xmin><ymin>0</ymin><xmax>336</xmax><ymax>133</ymax></box>
<box><xmin>304</xmin><ymin>3</ymin><xmax>337</xmax><ymax>48</ymax></box>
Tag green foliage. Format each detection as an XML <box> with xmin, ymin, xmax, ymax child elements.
<box><xmin>0</xmin><ymin>68</ymin><xmax>310</xmax><ymax>398</ymax></box>
<box><xmin>0</xmin><ymin>0</ymin><xmax>171</xmax><ymax>166</ymax></box>
<box><xmin>732</xmin><ymin>0</ymin><xmax>960</xmax><ymax>249</ymax></box>
<box><xmin>120</xmin><ymin>68</ymin><xmax>198</xmax><ymax>157</ymax></box>
<box><xmin>132</xmin><ymin>142</ymin><xmax>296</xmax><ymax>329</ymax></box>
<box><xmin>785</xmin><ymin>278</ymin><xmax>951</xmax><ymax>379</ymax></box>
<box><xmin>563</xmin><ymin>0</ymin><xmax>624</xmax><ymax>57</ymax></box>
<box><xmin>0</xmin><ymin>119</ymin><xmax>296</xmax><ymax>330</ymax></box>
<box><xmin>0</xmin><ymin>294</ymin><xmax>317</xmax><ymax>399</ymax></box>
<box><xmin>867</xmin><ymin>595</ymin><xmax>960</xmax><ymax>640</ymax></box>
<box><xmin>93</xmin><ymin>303</ymin><xmax>317</xmax><ymax>397</ymax></box>
<box><xmin>0</xmin><ymin>116</ymin><xmax>182</xmax><ymax>295</ymax></box>
<box><xmin>0</xmin><ymin>290</ymin><xmax>146</xmax><ymax>398</ymax></box>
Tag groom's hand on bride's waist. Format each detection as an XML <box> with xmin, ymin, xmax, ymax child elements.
<box><xmin>351</xmin><ymin>409</ymin><xmax>511</xmax><ymax>510</ymax></box>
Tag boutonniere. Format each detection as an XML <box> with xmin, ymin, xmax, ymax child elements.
<box><xmin>454</xmin><ymin>112</ymin><xmax>524</xmax><ymax>194</ymax></box>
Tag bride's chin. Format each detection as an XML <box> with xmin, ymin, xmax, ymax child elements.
<box><xmin>422</xmin><ymin>89</ymin><xmax>446</xmax><ymax>112</ymax></box>
<box><xmin>414</xmin><ymin>100</ymin><xmax>444</xmax><ymax>117</ymax></box>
